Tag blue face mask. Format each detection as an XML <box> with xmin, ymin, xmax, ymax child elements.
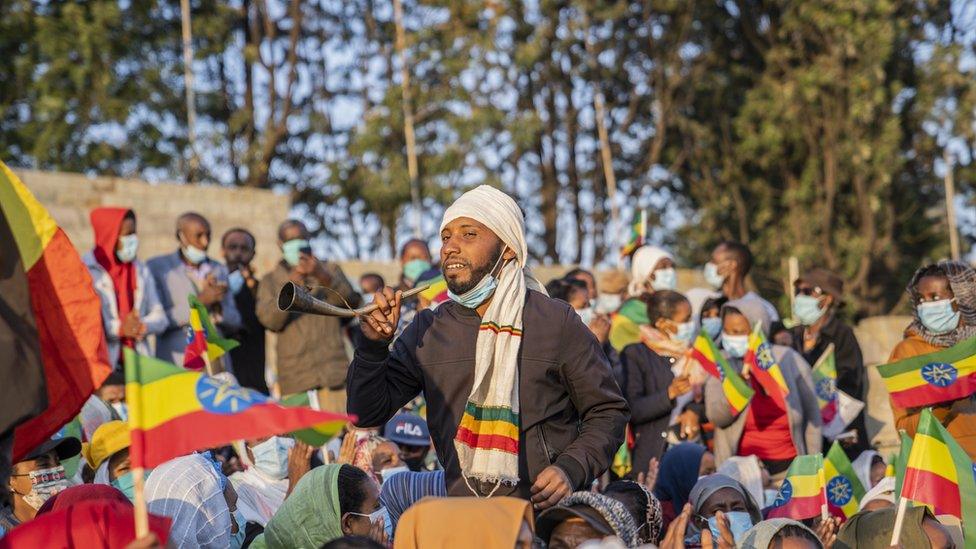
<box><xmin>228</xmin><ymin>270</ymin><xmax>245</xmax><ymax>295</ymax></box>
<box><xmin>230</xmin><ymin>509</ymin><xmax>246</xmax><ymax>549</ymax></box>
<box><xmin>576</xmin><ymin>307</ymin><xmax>595</xmax><ymax>326</ymax></box>
<box><xmin>721</xmin><ymin>333</ymin><xmax>749</xmax><ymax>358</ymax></box>
<box><xmin>116</xmin><ymin>234</ymin><xmax>139</xmax><ymax>263</ymax></box>
<box><xmin>706</xmin><ymin>511</ymin><xmax>753</xmax><ymax>543</ymax></box>
<box><xmin>282</xmin><ymin>239</ymin><xmax>310</xmax><ymax>267</ymax></box>
<box><xmin>111</xmin><ymin>469</ymin><xmax>152</xmax><ymax>502</ymax></box>
<box><xmin>447</xmin><ymin>250</ymin><xmax>506</xmax><ymax>309</ymax></box>
<box><xmin>651</xmin><ymin>267</ymin><xmax>677</xmax><ymax>291</ymax></box>
<box><xmin>704</xmin><ymin>262</ymin><xmax>725</xmax><ymax>290</ymax></box>
<box><xmin>675</xmin><ymin>321</ymin><xmax>696</xmax><ymax>344</ymax></box>
<box><xmin>182</xmin><ymin>244</ymin><xmax>208</xmax><ymax>265</ymax></box>
<box><xmin>793</xmin><ymin>294</ymin><xmax>826</xmax><ymax>325</ymax></box>
<box><xmin>251</xmin><ymin>436</ymin><xmax>293</xmax><ymax>480</ymax></box>
<box><xmin>702</xmin><ymin>317</ymin><xmax>722</xmax><ymax>339</ymax></box>
<box><xmin>403</xmin><ymin>259</ymin><xmax>432</xmax><ymax>282</ymax></box>
<box><xmin>918</xmin><ymin>298</ymin><xmax>960</xmax><ymax>334</ymax></box>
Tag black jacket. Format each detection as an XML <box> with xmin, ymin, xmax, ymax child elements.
<box><xmin>620</xmin><ymin>343</ymin><xmax>675</xmax><ymax>474</ymax></box>
<box><xmin>230</xmin><ymin>285</ymin><xmax>268</xmax><ymax>394</ymax></box>
<box><xmin>791</xmin><ymin>314</ymin><xmax>869</xmax><ymax>455</ymax></box>
<box><xmin>347</xmin><ymin>290</ymin><xmax>629</xmax><ymax>498</ymax></box>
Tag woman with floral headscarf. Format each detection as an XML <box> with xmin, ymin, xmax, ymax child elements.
<box><xmin>889</xmin><ymin>260</ymin><xmax>976</xmax><ymax>458</ymax></box>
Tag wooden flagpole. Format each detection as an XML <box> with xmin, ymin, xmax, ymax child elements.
<box><xmin>890</xmin><ymin>497</ymin><xmax>909</xmax><ymax>547</ymax></box>
<box><xmin>132</xmin><ymin>467</ymin><xmax>149</xmax><ymax>538</ymax></box>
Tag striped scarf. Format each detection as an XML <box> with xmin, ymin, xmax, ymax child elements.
<box><xmin>440</xmin><ymin>185</ymin><xmax>544</xmax><ymax>492</ymax></box>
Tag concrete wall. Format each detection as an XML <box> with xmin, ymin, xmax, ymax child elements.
<box><xmin>15</xmin><ymin>169</ymin><xmax>291</xmax><ymax>274</ymax></box>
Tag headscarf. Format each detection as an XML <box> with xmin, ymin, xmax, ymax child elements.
<box><xmin>144</xmin><ymin>453</ymin><xmax>231</xmax><ymax>549</ymax></box>
<box><xmin>722</xmin><ymin>298</ymin><xmax>773</xmax><ymax>337</ymax></box>
<box><xmin>906</xmin><ymin>260</ymin><xmax>976</xmax><ymax>347</ymax></box>
<box><xmin>835</xmin><ymin>506</ymin><xmax>932</xmax><ymax>549</ymax></box>
<box><xmin>90</xmin><ymin>207</ymin><xmax>137</xmax><ymax>349</ymax></box>
<box><xmin>253</xmin><ymin>464</ymin><xmax>344</xmax><ymax>548</ymax></box>
<box><xmin>0</xmin><ymin>500</ymin><xmax>171</xmax><ymax>549</ymax></box>
<box><xmin>79</xmin><ymin>394</ymin><xmax>116</xmax><ymax>442</ymax></box>
<box><xmin>36</xmin><ymin>484</ymin><xmax>130</xmax><ymax>515</ymax></box>
<box><xmin>393</xmin><ymin>496</ymin><xmax>533</xmax><ymax>549</ymax></box>
<box><xmin>857</xmin><ymin>476</ymin><xmax>895</xmax><ymax>512</ymax></box>
<box><xmin>737</xmin><ymin>518</ymin><xmax>822</xmax><ymax>549</ymax></box>
<box><xmin>379</xmin><ymin>470</ymin><xmax>446</xmax><ymax>535</ymax></box>
<box><xmin>539</xmin><ymin>491</ymin><xmax>639</xmax><ymax>547</ymax></box>
<box><xmin>653</xmin><ymin>443</ymin><xmax>706</xmax><ymax>509</ymax></box>
<box><xmin>686</xmin><ymin>474</ymin><xmax>763</xmax><ymax>540</ymax></box>
<box><xmin>439</xmin><ymin>185</ymin><xmax>544</xmax><ymax>490</ymax></box>
<box><xmin>229</xmin><ymin>466</ymin><xmax>288</xmax><ymax>527</ymax></box>
<box><xmin>851</xmin><ymin>450</ymin><xmax>879</xmax><ymax>491</ymax></box>
<box><xmin>629</xmin><ymin>245</ymin><xmax>673</xmax><ymax>296</ymax></box>
<box><xmin>716</xmin><ymin>456</ymin><xmax>765</xmax><ymax>512</ymax></box>
<box><xmin>605</xmin><ymin>480</ymin><xmax>664</xmax><ymax>545</ymax></box>
<box><xmin>351</xmin><ymin>433</ymin><xmax>388</xmax><ymax>483</ymax></box>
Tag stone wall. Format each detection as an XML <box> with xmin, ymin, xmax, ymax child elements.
<box><xmin>15</xmin><ymin>169</ymin><xmax>291</xmax><ymax>274</ymax></box>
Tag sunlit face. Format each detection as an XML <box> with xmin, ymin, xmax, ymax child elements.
<box><xmin>656</xmin><ymin>300</ymin><xmax>693</xmax><ymax>337</ymax></box>
<box><xmin>342</xmin><ymin>479</ymin><xmax>382</xmax><ymax>537</ymax></box>
<box><xmin>694</xmin><ymin>488</ymin><xmax>749</xmax><ymax>530</ymax></box>
<box><xmin>440</xmin><ymin>217</ymin><xmax>513</xmax><ymax>295</ymax></box>
<box><xmin>915</xmin><ymin>275</ymin><xmax>955</xmax><ymax>308</ymax></box>
<box><xmin>179</xmin><ymin>218</ymin><xmax>211</xmax><ymax>251</ymax></box>
<box><xmin>722</xmin><ymin>312</ymin><xmax>751</xmax><ymax>336</ymax></box>
<box><xmin>98</xmin><ymin>384</ymin><xmax>125</xmax><ymax>405</ymax></box>
<box><xmin>108</xmin><ymin>448</ymin><xmax>131</xmax><ymax>482</ymax></box>
<box><xmin>710</xmin><ymin>244</ymin><xmax>737</xmax><ymax>278</ymax></box>
<box><xmin>401</xmin><ymin>241</ymin><xmax>432</xmax><ymax>264</ymax></box>
<box><xmin>548</xmin><ymin>518</ymin><xmax>605</xmax><ymax>549</ymax></box>
<box><xmin>371</xmin><ymin>441</ymin><xmax>404</xmax><ymax>472</ymax></box>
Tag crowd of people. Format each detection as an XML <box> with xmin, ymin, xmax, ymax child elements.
<box><xmin>2</xmin><ymin>184</ymin><xmax>973</xmax><ymax>548</ymax></box>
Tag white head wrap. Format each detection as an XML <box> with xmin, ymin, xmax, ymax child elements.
<box><xmin>858</xmin><ymin>476</ymin><xmax>895</xmax><ymax>511</ymax></box>
<box><xmin>440</xmin><ymin>185</ymin><xmax>541</xmax><ymax>491</ymax></box>
<box><xmin>145</xmin><ymin>454</ymin><xmax>231</xmax><ymax>549</ymax></box>
<box><xmin>851</xmin><ymin>450</ymin><xmax>880</xmax><ymax>492</ymax></box>
<box><xmin>629</xmin><ymin>245</ymin><xmax>673</xmax><ymax>296</ymax></box>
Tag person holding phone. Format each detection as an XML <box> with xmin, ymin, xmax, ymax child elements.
<box><xmin>148</xmin><ymin>212</ymin><xmax>241</xmax><ymax>366</ymax></box>
<box><xmin>255</xmin><ymin>219</ymin><xmax>361</xmax><ymax>412</ymax></box>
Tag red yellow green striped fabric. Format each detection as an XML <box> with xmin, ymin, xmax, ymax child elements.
<box><xmin>620</xmin><ymin>211</ymin><xmax>646</xmax><ymax>258</ymax></box>
<box><xmin>900</xmin><ymin>408</ymin><xmax>976</xmax><ymax>537</ymax></box>
<box><xmin>812</xmin><ymin>344</ymin><xmax>838</xmax><ymax>423</ymax></box>
<box><xmin>479</xmin><ymin>321</ymin><xmax>523</xmax><ymax>337</ymax></box>
<box><xmin>690</xmin><ymin>329</ymin><xmax>754</xmax><ymax>414</ymax></box>
<box><xmin>125</xmin><ymin>349</ymin><xmax>353</xmax><ymax>468</ymax></box>
<box><xmin>1</xmin><ymin>162</ymin><xmax>112</xmax><ymax>460</ymax></box>
<box><xmin>609</xmin><ymin>298</ymin><xmax>649</xmax><ymax>352</ymax></box>
<box><xmin>824</xmin><ymin>441</ymin><xmax>865</xmax><ymax>519</ymax></box>
<box><xmin>183</xmin><ymin>295</ymin><xmax>238</xmax><ymax>370</ymax></box>
<box><xmin>878</xmin><ymin>335</ymin><xmax>976</xmax><ymax>408</ymax></box>
<box><xmin>744</xmin><ymin>323</ymin><xmax>790</xmax><ymax>409</ymax></box>
<box><xmin>893</xmin><ymin>429</ymin><xmax>912</xmax><ymax>498</ymax></box>
<box><xmin>766</xmin><ymin>454</ymin><xmax>827</xmax><ymax>520</ymax></box>
<box><xmin>455</xmin><ymin>402</ymin><xmax>519</xmax><ymax>454</ymax></box>
<box><xmin>419</xmin><ymin>274</ymin><xmax>448</xmax><ymax>305</ymax></box>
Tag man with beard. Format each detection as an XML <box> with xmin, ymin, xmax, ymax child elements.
<box><xmin>347</xmin><ymin>185</ymin><xmax>628</xmax><ymax>509</ymax></box>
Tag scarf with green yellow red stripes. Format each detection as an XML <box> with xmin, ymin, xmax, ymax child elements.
<box><xmin>454</xmin><ymin>257</ymin><xmax>528</xmax><ymax>492</ymax></box>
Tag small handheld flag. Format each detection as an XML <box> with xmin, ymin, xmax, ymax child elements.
<box><xmin>824</xmin><ymin>441</ymin><xmax>866</xmax><ymax>519</ymax></box>
<box><xmin>878</xmin><ymin>334</ymin><xmax>976</xmax><ymax>408</ymax></box>
<box><xmin>690</xmin><ymin>329</ymin><xmax>754</xmax><ymax>414</ymax></box>
<box><xmin>765</xmin><ymin>454</ymin><xmax>827</xmax><ymax>520</ymax></box>
<box><xmin>744</xmin><ymin>323</ymin><xmax>790</xmax><ymax>409</ymax></box>
<box><xmin>281</xmin><ymin>392</ymin><xmax>350</xmax><ymax>447</ymax></box>
<box><xmin>620</xmin><ymin>210</ymin><xmax>646</xmax><ymax>258</ymax></box>
<box><xmin>184</xmin><ymin>295</ymin><xmax>239</xmax><ymax>371</ymax></box>
<box><xmin>812</xmin><ymin>345</ymin><xmax>865</xmax><ymax>440</ymax></box>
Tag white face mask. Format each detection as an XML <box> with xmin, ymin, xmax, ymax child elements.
<box><xmin>111</xmin><ymin>401</ymin><xmax>128</xmax><ymax>421</ymax></box>
<box><xmin>116</xmin><ymin>234</ymin><xmax>139</xmax><ymax>263</ymax></box>
<box><xmin>576</xmin><ymin>307</ymin><xmax>595</xmax><ymax>326</ymax></box>
<box><xmin>18</xmin><ymin>466</ymin><xmax>69</xmax><ymax>510</ymax></box>
<box><xmin>251</xmin><ymin>436</ymin><xmax>293</xmax><ymax>480</ymax></box>
<box><xmin>595</xmin><ymin>294</ymin><xmax>622</xmax><ymax>314</ymax></box>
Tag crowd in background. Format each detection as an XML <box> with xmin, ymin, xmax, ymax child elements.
<box><xmin>2</xmin><ymin>200</ymin><xmax>973</xmax><ymax>549</ymax></box>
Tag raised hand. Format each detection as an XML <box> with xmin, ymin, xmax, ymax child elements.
<box><xmin>360</xmin><ymin>287</ymin><xmax>402</xmax><ymax>342</ymax></box>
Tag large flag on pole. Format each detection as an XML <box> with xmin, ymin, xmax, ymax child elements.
<box><xmin>690</xmin><ymin>329</ymin><xmax>754</xmax><ymax>414</ymax></box>
<box><xmin>878</xmin><ymin>335</ymin><xmax>976</xmax><ymax>408</ymax></box>
<box><xmin>765</xmin><ymin>454</ymin><xmax>827</xmax><ymax>520</ymax></box>
<box><xmin>125</xmin><ymin>349</ymin><xmax>353</xmax><ymax>468</ymax></box>
<box><xmin>744</xmin><ymin>323</ymin><xmax>790</xmax><ymax>409</ymax></box>
<box><xmin>899</xmin><ymin>408</ymin><xmax>976</xmax><ymax>541</ymax></box>
<box><xmin>811</xmin><ymin>345</ymin><xmax>865</xmax><ymax>440</ymax></box>
<box><xmin>183</xmin><ymin>294</ymin><xmax>238</xmax><ymax>371</ymax></box>
<box><xmin>0</xmin><ymin>162</ymin><xmax>111</xmax><ymax>460</ymax></box>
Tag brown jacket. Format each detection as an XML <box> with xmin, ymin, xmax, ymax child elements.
<box><xmin>888</xmin><ymin>334</ymin><xmax>976</xmax><ymax>459</ymax></box>
<box><xmin>256</xmin><ymin>261</ymin><xmax>360</xmax><ymax>394</ymax></box>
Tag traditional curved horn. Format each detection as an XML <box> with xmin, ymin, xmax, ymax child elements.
<box><xmin>277</xmin><ymin>281</ymin><xmax>431</xmax><ymax>318</ymax></box>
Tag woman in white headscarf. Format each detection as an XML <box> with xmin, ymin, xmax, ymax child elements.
<box><xmin>610</xmin><ymin>246</ymin><xmax>677</xmax><ymax>351</ymax></box>
<box><xmin>145</xmin><ymin>453</ymin><xmax>238</xmax><ymax>549</ymax></box>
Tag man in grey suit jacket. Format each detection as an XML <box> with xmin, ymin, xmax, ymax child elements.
<box><xmin>147</xmin><ymin>212</ymin><xmax>241</xmax><ymax>366</ymax></box>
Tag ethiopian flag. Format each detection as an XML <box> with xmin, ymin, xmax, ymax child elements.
<box><xmin>418</xmin><ymin>273</ymin><xmax>449</xmax><ymax>306</ymax></box>
<box><xmin>900</xmin><ymin>408</ymin><xmax>976</xmax><ymax>535</ymax></box>
<box><xmin>281</xmin><ymin>392</ymin><xmax>349</xmax><ymax>446</ymax></box>
<box><xmin>1</xmin><ymin>162</ymin><xmax>111</xmax><ymax>460</ymax></box>
<box><xmin>183</xmin><ymin>295</ymin><xmax>238</xmax><ymax>371</ymax></box>
<box><xmin>690</xmin><ymin>329</ymin><xmax>754</xmax><ymax>414</ymax></box>
<box><xmin>878</xmin><ymin>334</ymin><xmax>976</xmax><ymax>408</ymax></box>
<box><xmin>812</xmin><ymin>344</ymin><xmax>864</xmax><ymax>440</ymax></box>
<box><xmin>744</xmin><ymin>323</ymin><xmax>790</xmax><ymax>409</ymax></box>
<box><xmin>609</xmin><ymin>298</ymin><xmax>649</xmax><ymax>352</ymax></box>
<box><xmin>125</xmin><ymin>349</ymin><xmax>353</xmax><ymax>468</ymax></box>
<box><xmin>620</xmin><ymin>211</ymin><xmax>646</xmax><ymax>258</ymax></box>
<box><xmin>824</xmin><ymin>441</ymin><xmax>865</xmax><ymax>519</ymax></box>
<box><xmin>765</xmin><ymin>454</ymin><xmax>827</xmax><ymax>520</ymax></box>
<box><xmin>893</xmin><ymin>430</ymin><xmax>912</xmax><ymax>498</ymax></box>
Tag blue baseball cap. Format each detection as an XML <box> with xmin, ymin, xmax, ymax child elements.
<box><xmin>384</xmin><ymin>413</ymin><xmax>430</xmax><ymax>446</ymax></box>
